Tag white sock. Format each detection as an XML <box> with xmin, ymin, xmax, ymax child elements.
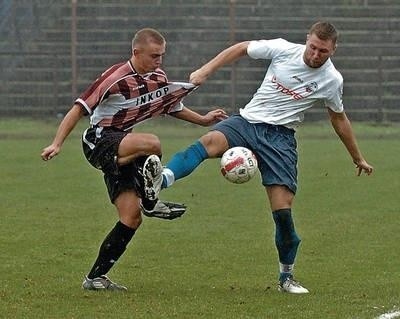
<box><xmin>279</xmin><ymin>262</ymin><xmax>294</xmax><ymax>273</ymax></box>
<box><xmin>162</xmin><ymin>168</ymin><xmax>175</xmax><ymax>188</ymax></box>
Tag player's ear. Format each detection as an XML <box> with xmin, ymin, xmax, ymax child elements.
<box><xmin>132</xmin><ymin>48</ymin><xmax>139</xmax><ymax>57</ymax></box>
<box><xmin>331</xmin><ymin>43</ymin><xmax>337</xmax><ymax>56</ymax></box>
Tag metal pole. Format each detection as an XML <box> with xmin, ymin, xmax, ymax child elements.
<box><xmin>377</xmin><ymin>54</ymin><xmax>385</xmax><ymax>123</ymax></box>
<box><xmin>53</xmin><ymin>53</ymin><xmax>59</xmax><ymax>115</ymax></box>
<box><xmin>229</xmin><ymin>0</ymin><xmax>237</xmax><ymax>112</ymax></box>
<box><xmin>71</xmin><ymin>0</ymin><xmax>78</xmax><ymax>99</ymax></box>
<box><xmin>11</xmin><ymin>0</ymin><xmax>22</xmax><ymax>50</ymax></box>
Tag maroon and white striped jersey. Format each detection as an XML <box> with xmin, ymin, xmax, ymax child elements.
<box><xmin>76</xmin><ymin>60</ymin><xmax>195</xmax><ymax>131</ymax></box>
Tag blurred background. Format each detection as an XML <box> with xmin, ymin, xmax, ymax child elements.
<box><xmin>0</xmin><ymin>0</ymin><xmax>399</xmax><ymax>122</ymax></box>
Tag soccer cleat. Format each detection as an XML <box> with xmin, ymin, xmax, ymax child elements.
<box><xmin>142</xmin><ymin>155</ymin><xmax>163</xmax><ymax>201</ymax></box>
<box><xmin>278</xmin><ymin>277</ymin><xmax>309</xmax><ymax>294</ymax></box>
<box><xmin>82</xmin><ymin>275</ymin><xmax>127</xmax><ymax>291</ymax></box>
<box><xmin>141</xmin><ymin>200</ymin><xmax>186</xmax><ymax>220</ymax></box>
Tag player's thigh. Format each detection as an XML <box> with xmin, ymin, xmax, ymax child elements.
<box><xmin>265</xmin><ymin>185</ymin><xmax>295</xmax><ymax>211</ymax></box>
<box><xmin>207</xmin><ymin>115</ymin><xmax>254</xmax><ymax>157</ymax></box>
<box><xmin>114</xmin><ymin>190</ymin><xmax>142</xmax><ymax>229</ymax></box>
<box><xmin>199</xmin><ymin>131</ymin><xmax>229</xmax><ymax>157</ymax></box>
<box><xmin>117</xmin><ymin>132</ymin><xmax>161</xmax><ymax>165</ymax></box>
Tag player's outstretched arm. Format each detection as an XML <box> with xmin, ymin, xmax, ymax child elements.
<box><xmin>41</xmin><ymin>104</ymin><xmax>84</xmax><ymax>161</ymax></box>
<box><xmin>189</xmin><ymin>41</ymin><xmax>250</xmax><ymax>86</ymax></box>
<box><xmin>171</xmin><ymin>106</ymin><xmax>228</xmax><ymax>126</ymax></box>
<box><xmin>328</xmin><ymin>108</ymin><xmax>373</xmax><ymax>176</ymax></box>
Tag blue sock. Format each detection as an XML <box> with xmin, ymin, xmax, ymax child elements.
<box><xmin>272</xmin><ymin>209</ymin><xmax>301</xmax><ymax>282</ymax></box>
<box><xmin>162</xmin><ymin>140</ymin><xmax>208</xmax><ymax>188</ymax></box>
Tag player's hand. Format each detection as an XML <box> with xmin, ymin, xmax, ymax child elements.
<box><xmin>354</xmin><ymin>159</ymin><xmax>373</xmax><ymax>176</ymax></box>
<box><xmin>41</xmin><ymin>144</ymin><xmax>60</xmax><ymax>161</ymax></box>
<box><xmin>202</xmin><ymin>108</ymin><xmax>228</xmax><ymax>126</ymax></box>
<box><xmin>189</xmin><ymin>69</ymin><xmax>209</xmax><ymax>86</ymax></box>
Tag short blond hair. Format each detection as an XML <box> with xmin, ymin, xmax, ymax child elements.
<box><xmin>309</xmin><ymin>21</ymin><xmax>338</xmax><ymax>44</ymax></box>
<box><xmin>132</xmin><ymin>28</ymin><xmax>165</xmax><ymax>49</ymax></box>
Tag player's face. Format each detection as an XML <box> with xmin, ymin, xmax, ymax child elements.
<box><xmin>133</xmin><ymin>41</ymin><xmax>166</xmax><ymax>73</ymax></box>
<box><xmin>303</xmin><ymin>33</ymin><xmax>336</xmax><ymax>68</ymax></box>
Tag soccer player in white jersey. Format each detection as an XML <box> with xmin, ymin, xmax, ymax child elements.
<box><xmin>147</xmin><ymin>21</ymin><xmax>374</xmax><ymax>293</ymax></box>
<box><xmin>41</xmin><ymin>28</ymin><xmax>227</xmax><ymax>291</ymax></box>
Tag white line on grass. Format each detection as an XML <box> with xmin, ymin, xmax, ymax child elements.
<box><xmin>376</xmin><ymin>311</ymin><xmax>400</xmax><ymax>319</ymax></box>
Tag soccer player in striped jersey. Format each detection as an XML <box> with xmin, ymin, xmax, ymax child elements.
<box><xmin>41</xmin><ymin>28</ymin><xmax>227</xmax><ymax>291</ymax></box>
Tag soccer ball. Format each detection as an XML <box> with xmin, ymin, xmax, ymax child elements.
<box><xmin>220</xmin><ymin>147</ymin><xmax>258</xmax><ymax>184</ymax></box>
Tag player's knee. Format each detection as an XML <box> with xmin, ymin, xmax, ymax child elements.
<box><xmin>133</xmin><ymin>215</ymin><xmax>142</xmax><ymax>229</ymax></box>
<box><xmin>199</xmin><ymin>131</ymin><xmax>227</xmax><ymax>157</ymax></box>
<box><xmin>147</xmin><ymin>134</ymin><xmax>162</xmax><ymax>155</ymax></box>
<box><xmin>116</xmin><ymin>200</ymin><xmax>143</xmax><ymax>229</ymax></box>
<box><xmin>199</xmin><ymin>132</ymin><xmax>216</xmax><ymax>147</ymax></box>
<box><xmin>122</xmin><ymin>214</ymin><xmax>142</xmax><ymax>229</ymax></box>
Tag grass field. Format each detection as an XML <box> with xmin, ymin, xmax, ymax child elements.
<box><xmin>1</xmin><ymin>118</ymin><xmax>399</xmax><ymax>319</ymax></box>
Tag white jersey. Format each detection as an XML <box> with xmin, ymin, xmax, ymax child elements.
<box><xmin>241</xmin><ymin>38</ymin><xmax>344</xmax><ymax>128</ymax></box>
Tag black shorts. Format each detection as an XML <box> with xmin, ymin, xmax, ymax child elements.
<box><xmin>82</xmin><ymin>126</ymin><xmax>145</xmax><ymax>203</ymax></box>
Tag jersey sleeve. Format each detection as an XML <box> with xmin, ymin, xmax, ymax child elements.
<box><xmin>247</xmin><ymin>38</ymin><xmax>292</xmax><ymax>60</ymax></box>
<box><xmin>324</xmin><ymin>71</ymin><xmax>344</xmax><ymax>113</ymax></box>
<box><xmin>75</xmin><ymin>79</ymin><xmax>106</xmax><ymax>115</ymax></box>
<box><xmin>75</xmin><ymin>62</ymin><xmax>127</xmax><ymax>115</ymax></box>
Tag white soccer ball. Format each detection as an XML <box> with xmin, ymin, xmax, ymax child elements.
<box><xmin>220</xmin><ymin>147</ymin><xmax>258</xmax><ymax>184</ymax></box>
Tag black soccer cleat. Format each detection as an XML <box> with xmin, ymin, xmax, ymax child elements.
<box><xmin>141</xmin><ymin>200</ymin><xmax>186</xmax><ymax>220</ymax></box>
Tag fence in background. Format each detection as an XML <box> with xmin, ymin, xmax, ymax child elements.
<box><xmin>0</xmin><ymin>0</ymin><xmax>399</xmax><ymax>122</ymax></box>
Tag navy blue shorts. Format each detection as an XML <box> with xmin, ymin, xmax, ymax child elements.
<box><xmin>212</xmin><ymin>114</ymin><xmax>298</xmax><ymax>193</ymax></box>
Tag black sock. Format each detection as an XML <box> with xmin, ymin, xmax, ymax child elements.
<box><xmin>87</xmin><ymin>221</ymin><xmax>136</xmax><ymax>279</ymax></box>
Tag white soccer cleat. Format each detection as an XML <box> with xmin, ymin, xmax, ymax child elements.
<box><xmin>278</xmin><ymin>277</ymin><xmax>309</xmax><ymax>294</ymax></box>
<box><xmin>82</xmin><ymin>275</ymin><xmax>127</xmax><ymax>291</ymax></box>
<box><xmin>142</xmin><ymin>155</ymin><xmax>163</xmax><ymax>201</ymax></box>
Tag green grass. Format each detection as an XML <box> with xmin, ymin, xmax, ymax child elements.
<box><xmin>1</xmin><ymin>118</ymin><xmax>399</xmax><ymax>319</ymax></box>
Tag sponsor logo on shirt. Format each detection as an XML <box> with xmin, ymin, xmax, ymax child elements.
<box><xmin>130</xmin><ymin>86</ymin><xmax>170</xmax><ymax>106</ymax></box>
<box><xmin>272</xmin><ymin>75</ymin><xmax>318</xmax><ymax>100</ymax></box>
<box><xmin>292</xmin><ymin>75</ymin><xmax>304</xmax><ymax>83</ymax></box>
